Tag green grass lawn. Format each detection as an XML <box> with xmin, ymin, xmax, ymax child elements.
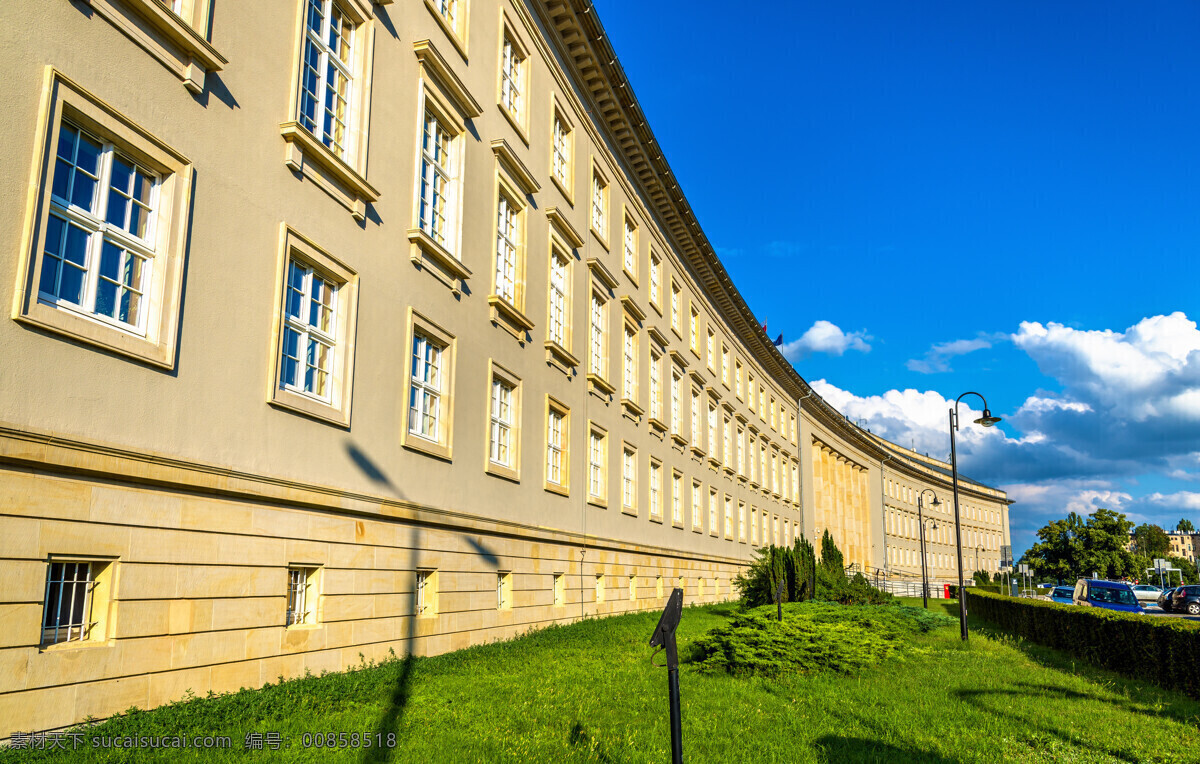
<box><xmin>6</xmin><ymin>598</ymin><xmax>1199</xmax><ymax>763</ymax></box>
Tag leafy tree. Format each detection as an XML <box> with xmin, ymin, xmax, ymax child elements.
<box><xmin>1179</xmin><ymin>518</ymin><xmax>1195</xmax><ymax>533</ymax></box>
<box><xmin>973</xmin><ymin>570</ymin><xmax>991</xmax><ymax>586</ymax></box>
<box><xmin>1132</xmin><ymin>523</ymin><xmax>1170</xmax><ymax>558</ymax></box>
<box><xmin>819</xmin><ymin>529</ymin><xmax>844</xmax><ymax>574</ymax></box>
<box><xmin>1024</xmin><ymin>508</ymin><xmax>1138</xmax><ymax>581</ymax></box>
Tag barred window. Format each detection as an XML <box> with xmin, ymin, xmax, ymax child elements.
<box><xmin>41</xmin><ymin>561</ymin><xmax>96</xmax><ymax>645</ymax></box>
<box><xmin>286</xmin><ymin>567</ymin><xmax>319</xmax><ymax>626</ymax></box>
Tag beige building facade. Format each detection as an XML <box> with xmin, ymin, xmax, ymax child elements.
<box><xmin>0</xmin><ymin>0</ymin><xmax>1009</xmax><ymax>738</ymax></box>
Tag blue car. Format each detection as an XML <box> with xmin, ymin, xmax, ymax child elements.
<box><xmin>1050</xmin><ymin>586</ymin><xmax>1075</xmax><ymax>605</ymax></box>
<box><xmin>1072</xmin><ymin>579</ymin><xmax>1144</xmax><ymax>614</ymax></box>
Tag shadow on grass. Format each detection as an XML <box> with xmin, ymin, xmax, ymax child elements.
<box><xmin>953</xmin><ymin>684</ymin><xmax>1144</xmax><ymax>763</ymax></box>
<box><xmin>568</xmin><ymin>721</ymin><xmax>617</xmax><ymax>763</ymax></box>
<box><xmin>814</xmin><ymin>735</ymin><xmax>960</xmax><ymax>763</ymax></box>
<box><xmin>361</xmin><ymin>653</ymin><xmax>418</xmax><ymax>764</ymax></box>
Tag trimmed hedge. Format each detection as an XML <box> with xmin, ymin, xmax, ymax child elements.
<box><xmin>966</xmin><ymin>589</ymin><xmax>1200</xmax><ymax>697</ymax></box>
<box><xmin>947</xmin><ymin>584</ymin><xmax>1003</xmax><ymax>599</ymax></box>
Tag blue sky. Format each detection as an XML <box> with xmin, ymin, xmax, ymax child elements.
<box><xmin>594</xmin><ymin>0</ymin><xmax>1200</xmax><ymax>559</ymax></box>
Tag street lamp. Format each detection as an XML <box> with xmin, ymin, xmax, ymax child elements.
<box><xmin>950</xmin><ymin>391</ymin><xmax>1002</xmax><ymax>642</ymax></box>
<box><xmin>917</xmin><ymin>488</ymin><xmax>940</xmax><ymax>609</ymax></box>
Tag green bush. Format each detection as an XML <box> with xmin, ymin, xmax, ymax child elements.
<box><xmin>735</xmin><ymin>536</ymin><xmax>892</xmax><ymax>607</ymax></box>
<box><xmin>966</xmin><ymin>589</ymin><xmax>1200</xmax><ymax>697</ymax></box>
<box><xmin>692</xmin><ymin>602</ymin><xmax>954</xmax><ymax>676</ymax></box>
<box><xmin>948</xmin><ymin>583</ymin><xmax>1003</xmax><ymax>598</ymax></box>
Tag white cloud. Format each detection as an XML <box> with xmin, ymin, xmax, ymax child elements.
<box><xmin>906</xmin><ymin>334</ymin><xmax>1002</xmax><ymax>374</ymax></box>
<box><xmin>779</xmin><ymin>320</ymin><xmax>871</xmax><ymax>360</ymax></box>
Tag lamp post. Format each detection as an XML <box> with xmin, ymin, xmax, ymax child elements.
<box><xmin>917</xmin><ymin>489</ymin><xmax>940</xmax><ymax>609</ymax></box>
<box><xmin>950</xmin><ymin>391</ymin><xmax>1002</xmax><ymax>642</ymax></box>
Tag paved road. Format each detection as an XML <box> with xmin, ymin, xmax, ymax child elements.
<box><xmin>1142</xmin><ymin>605</ymin><xmax>1200</xmax><ymax>622</ymax></box>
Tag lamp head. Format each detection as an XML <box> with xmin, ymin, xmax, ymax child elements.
<box><xmin>931</xmin><ymin>496</ymin><xmax>942</xmax><ymax>506</ymax></box>
<box><xmin>974</xmin><ymin>408</ymin><xmax>1002</xmax><ymax>427</ymax></box>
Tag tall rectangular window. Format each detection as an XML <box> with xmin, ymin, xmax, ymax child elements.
<box><xmin>691</xmin><ymin>390</ymin><xmax>701</xmax><ymax>447</ymax></box>
<box><xmin>552</xmin><ymin>111</ymin><xmax>571</xmax><ymax>190</ymax></box>
<box><xmin>500</xmin><ymin>34</ymin><xmax>524</xmax><ymax>123</ymax></box>
<box><xmin>689</xmin><ymin>305</ymin><xmax>699</xmax><ymax>352</ymax></box>
<box><xmin>649</xmin><ymin>252</ymin><xmax>662</xmax><ymax>308</ymax></box>
<box><xmin>622</xmin><ymin>446</ymin><xmax>637</xmax><ymax>512</ymax></box>
<box><xmin>589</xmin><ymin>292</ymin><xmax>607</xmax><ymax>379</ymax></box>
<box><xmin>670</xmin><ymin>281</ymin><xmax>682</xmax><ymax>334</ymax></box>
<box><xmin>280</xmin><ymin>260</ymin><xmax>338</xmax><ymax>402</ymax></box>
<box><xmin>588</xmin><ymin>426</ymin><xmax>607</xmax><ymax>502</ymax></box>
<box><xmin>546</xmin><ymin>404</ymin><xmax>566</xmax><ymax>488</ymax></box>
<box><xmin>489</xmin><ymin>377</ymin><xmax>515</xmax><ymax>468</ymax></box>
<box><xmin>494</xmin><ymin>193</ymin><xmax>519</xmax><ymax>305</ymax></box>
<box><xmin>751</xmin><ymin>506</ymin><xmax>759</xmax><ymax>545</ymax></box>
<box><xmin>40</xmin><ymin>123</ymin><xmax>159</xmax><ymax>331</ymax></box>
<box><xmin>692</xmin><ymin>480</ymin><xmax>702</xmax><ymax>531</ymax></box>
<box><xmin>553</xmin><ymin>573</ymin><xmax>565</xmax><ymax>607</ymax></box>
<box><xmin>595</xmin><ymin>574</ymin><xmax>605</xmax><ymax>604</ymax></box>
<box><xmin>724</xmin><ymin>495</ymin><xmax>733</xmax><ymax>539</ymax></box>
<box><xmin>735</xmin><ymin>360</ymin><xmax>743</xmax><ymax>399</ymax></box>
<box><xmin>706</xmin><ymin>329</ymin><xmax>715</xmax><ymax>371</ymax></box>
<box><xmin>737</xmin><ymin>426</ymin><xmax>745</xmax><ymax>476</ymax></box>
<box><xmin>723</xmin><ymin>414</ymin><xmax>732</xmax><ymax>469</ymax></box>
<box><xmin>298</xmin><ymin>0</ymin><xmax>354</xmax><ymax>158</ymax></box>
<box><xmin>622</xmin><ymin>216</ymin><xmax>637</xmax><ymax>277</ymax></box>
<box><xmin>707</xmin><ymin>403</ymin><xmax>718</xmax><ymax>458</ymax></box>
<box><xmin>708</xmin><ymin>488</ymin><xmax>718</xmax><ymax>535</ymax></box>
<box><xmin>670</xmin><ymin>370</ymin><xmax>681</xmax><ymax>436</ymax></box>
<box><xmin>649</xmin><ymin>349</ymin><xmax>662</xmax><ymax>421</ymax></box>
<box><xmin>622</xmin><ymin>324</ymin><xmax>637</xmax><ymax>402</ymax></box>
<box><xmin>672</xmin><ymin>471</ymin><xmax>683</xmax><ymax>525</ymax></box>
<box><xmin>649</xmin><ymin>460</ymin><xmax>662</xmax><ymax>518</ymax></box>
<box><xmin>409</xmin><ymin>332</ymin><xmax>443</xmax><ymax>441</ymax></box>
<box><xmin>548</xmin><ymin>251</ymin><xmax>569</xmax><ymax>347</ymax></box>
<box><xmin>591</xmin><ymin>169</ymin><xmax>607</xmax><ymax>237</ymax></box>
<box><xmin>417</xmin><ymin>109</ymin><xmax>455</xmax><ymax>248</ymax></box>
<box><xmin>721</xmin><ymin>343</ymin><xmax>730</xmax><ymax>386</ymax></box>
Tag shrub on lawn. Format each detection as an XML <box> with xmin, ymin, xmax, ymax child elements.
<box><xmin>735</xmin><ymin>536</ymin><xmax>892</xmax><ymax>607</ymax></box>
<box><xmin>966</xmin><ymin>589</ymin><xmax>1200</xmax><ymax>697</ymax></box>
<box><xmin>692</xmin><ymin>602</ymin><xmax>954</xmax><ymax>676</ymax></box>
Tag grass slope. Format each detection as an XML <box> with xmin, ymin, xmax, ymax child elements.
<box><xmin>5</xmin><ymin>598</ymin><xmax>1199</xmax><ymax>763</ymax></box>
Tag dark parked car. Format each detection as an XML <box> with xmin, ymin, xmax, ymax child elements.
<box><xmin>1170</xmin><ymin>585</ymin><xmax>1200</xmax><ymax>615</ymax></box>
<box><xmin>1159</xmin><ymin>588</ymin><xmax>1177</xmax><ymax>612</ymax></box>
<box><xmin>1073</xmin><ymin>579</ymin><xmax>1144</xmax><ymax>613</ymax></box>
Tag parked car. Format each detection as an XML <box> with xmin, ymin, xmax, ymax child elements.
<box><xmin>1050</xmin><ymin>586</ymin><xmax>1075</xmax><ymax>605</ymax></box>
<box><xmin>1072</xmin><ymin>579</ymin><xmax>1145</xmax><ymax>613</ymax></box>
<box><xmin>1130</xmin><ymin>584</ymin><xmax>1162</xmax><ymax>604</ymax></box>
<box><xmin>1159</xmin><ymin>588</ymin><xmax>1177</xmax><ymax>612</ymax></box>
<box><xmin>1170</xmin><ymin>586</ymin><xmax>1200</xmax><ymax>615</ymax></box>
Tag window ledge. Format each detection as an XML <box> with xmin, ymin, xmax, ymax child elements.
<box><xmin>498</xmin><ymin>103</ymin><xmax>530</xmax><ymax>146</ymax></box>
<box><xmin>281</xmin><ymin>122</ymin><xmax>379</xmax><ymax>220</ymax></box>
<box><xmin>489</xmin><ymin>295</ymin><xmax>535</xmax><ymax>337</ymax></box>
<box><xmin>550</xmin><ymin>174</ymin><xmax>574</xmax><ymax>206</ymax></box>
<box><xmin>587</xmin><ymin>496</ymin><xmax>608</xmax><ymax>509</ymax></box>
<box><xmin>485</xmin><ymin>462</ymin><xmax>520</xmax><ymax>483</ymax></box>
<box><xmin>269</xmin><ymin>388</ymin><xmax>351</xmax><ymax>429</ymax></box>
<box><xmin>545</xmin><ymin>481</ymin><xmax>569</xmax><ymax>497</ymax></box>
<box><xmin>650</xmin><ymin>513</ymin><xmax>664</xmax><ymax>525</ymax></box>
<box><xmin>648</xmin><ymin>417</ymin><xmax>667</xmax><ymax>434</ymax></box>
<box><xmin>723</xmin><ymin>465</ymin><xmax>736</xmax><ymax>476</ymax></box>
<box><xmin>83</xmin><ymin>0</ymin><xmax>228</xmax><ymax>93</ymax></box>
<box><xmin>689</xmin><ymin>445</ymin><xmax>706</xmax><ymax>459</ymax></box>
<box><xmin>402</xmin><ymin>432</ymin><xmax>453</xmax><ymax>462</ymax></box>
<box><xmin>423</xmin><ymin>0</ymin><xmax>468</xmax><ymax>61</ymax></box>
<box><xmin>545</xmin><ymin>340</ymin><xmax>579</xmax><ymax>371</ymax></box>
<box><xmin>670</xmin><ymin>433</ymin><xmax>688</xmax><ymax>448</ymax></box>
<box><xmin>672</xmin><ymin>520</ymin><xmax>685</xmax><ymax>530</ymax></box>
<box><xmin>590</xmin><ymin>226</ymin><xmax>610</xmax><ymax>252</ymax></box>
<box><xmin>621</xmin><ymin>398</ymin><xmax>645</xmax><ymax>419</ymax></box>
<box><xmin>587</xmin><ymin>373</ymin><xmax>615</xmax><ymax>397</ymax></box>
<box><xmin>706</xmin><ymin>456</ymin><xmax>722</xmax><ymax>470</ymax></box>
<box><xmin>621</xmin><ymin>505</ymin><xmax>638</xmax><ymax>518</ymax></box>
<box><xmin>408</xmin><ymin>228</ymin><xmax>471</xmax><ymax>293</ymax></box>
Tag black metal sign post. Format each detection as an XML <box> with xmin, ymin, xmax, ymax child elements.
<box><xmin>649</xmin><ymin>588</ymin><xmax>684</xmax><ymax>764</ymax></box>
<box><xmin>776</xmin><ymin>579</ymin><xmax>784</xmax><ymax>622</ymax></box>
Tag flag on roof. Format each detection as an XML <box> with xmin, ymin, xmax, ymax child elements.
<box><xmin>773</xmin><ymin>333</ymin><xmax>783</xmax><ymax>347</ymax></box>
